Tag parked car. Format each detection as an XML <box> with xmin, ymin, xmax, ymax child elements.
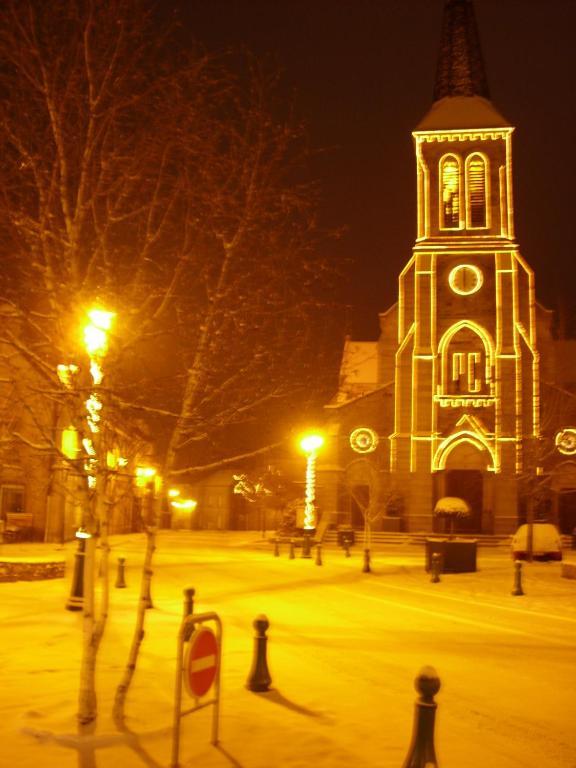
<box><xmin>511</xmin><ymin>523</ymin><xmax>563</xmax><ymax>561</ymax></box>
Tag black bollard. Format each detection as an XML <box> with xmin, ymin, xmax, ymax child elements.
<box><xmin>430</xmin><ymin>552</ymin><xmax>441</xmax><ymax>584</ymax></box>
<box><xmin>183</xmin><ymin>587</ymin><xmax>195</xmax><ymax>617</ymax></box>
<box><xmin>402</xmin><ymin>666</ymin><xmax>441</xmax><ymax>768</ymax></box>
<box><xmin>246</xmin><ymin>615</ymin><xmax>272</xmax><ymax>692</ymax></box>
<box><xmin>301</xmin><ymin>533</ymin><xmax>312</xmax><ymax>559</ymax></box>
<box><xmin>66</xmin><ymin>536</ymin><xmax>87</xmax><ymax>611</ymax></box>
<box><xmin>315</xmin><ymin>543</ymin><xmax>323</xmax><ymax>566</ymax></box>
<box><xmin>511</xmin><ymin>560</ymin><xmax>524</xmax><ymax>596</ymax></box>
<box><xmin>115</xmin><ymin>557</ymin><xmax>127</xmax><ymax>588</ymax></box>
<box><xmin>274</xmin><ymin>539</ymin><xmax>280</xmax><ymax>557</ymax></box>
<box><xmin>289</xmin><ymin>539</ymin><xmax>295</xmax><ymax>559</ymax></box>
<box><xmin>362</xmin><ymin>547</ymin><xmax>371</xmax><ymax>573</ymax></box>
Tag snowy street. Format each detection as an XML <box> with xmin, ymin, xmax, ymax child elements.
<box><xmin>1</xmin><ymin>532</ymin><xmax>575</xmax><ymax>767</ymax></box>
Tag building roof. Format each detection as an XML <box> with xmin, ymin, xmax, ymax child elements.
<box><xmin>326</xmin><ymin>339</ymin><xmax>379</xmax><ymax>406</ymax></box>
<box><xmin>415</xmin><ymin>95</ymin><xmax>511</xmax><ymax>131</ymax></box>
<box><xmin>417</xmin><ymin>0</ymin><xmax>510</xmax><ymax>131</ymax></box>
<box><xmin>434</xmin><ymin>0</ymin><xmax>489</xmax><ymax>100</ymax></box>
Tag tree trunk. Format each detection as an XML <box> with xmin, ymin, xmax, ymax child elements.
<box><xmin>77</xmin><ymin>476</ymin><xmax>112</xmax><ymax>726</ymax></box>
<box><xmin>113</xmin><ymin>485</ymin><xmax>157</xmax><ymax>728</ymax></box>
<box><xmin>78</xmin><ymin>534</ymin><xmax>97</xmax><ymax>725</ymax></box>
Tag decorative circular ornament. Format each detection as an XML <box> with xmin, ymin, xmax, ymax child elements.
<box><xmin>448</xmin><ymin>264</ymin><xmax>483</xmax><ymax>295</ymax></box>
<box><xmin>555</xmin><ymin>428</ymin><xmax>576</xmax><ymax>455</ymax></box>
<box><xmin>349</xmin><ymin>427</ymin><xmax>379</xmax><ymax>454</ymax></box>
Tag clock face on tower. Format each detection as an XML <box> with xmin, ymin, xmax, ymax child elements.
<box><xmin>448</xmin><ymin>264</ymin><xmax>483</xmax><ymax>295</ymax></box>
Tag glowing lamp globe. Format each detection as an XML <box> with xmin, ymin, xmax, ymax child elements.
<box><xmin>300</xmin><ymin>434</ymin><xmax>324</xmax><ymax>454</ymax></box>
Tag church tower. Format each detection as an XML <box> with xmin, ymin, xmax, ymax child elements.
<box><xmin>391</xmin><ymin>0</ymin><xmax>540</xmax><ymax>533</ymax></box>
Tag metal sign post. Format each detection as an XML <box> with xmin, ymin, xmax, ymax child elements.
<box><xmin>171</xmin><ymin>611</ymin><xmax>222</xmax><ymax>768</ymax></box>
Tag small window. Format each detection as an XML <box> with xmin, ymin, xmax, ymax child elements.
<box><xmin>466</xmin><ymin>154</ymin><xmax>488</xmax><ymax>228</ymax></box>
<box><xmin>440</xmin><ymin>155</ymin><xmax>461</xmax><ymax>229</ymax></box>
<box><xmin>1</xmin><ymin>485</ymin><xmax>25</xmax><ymax>516</ymax></box>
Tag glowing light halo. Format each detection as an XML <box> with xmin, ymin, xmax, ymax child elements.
<box><xmin>299</xmin><ymin>433</ymin><xmax>324</xmax><ymax>454</ymax></box>
<box><xmin>350</xmin><ymin>427</ymin><xmax>379</xmax><ymax>454</ymax></box>
<box><xmin>555</xmin><ymin>429</ymin><xmax>576</xmax><ymax>456</ymax></box>
<box><xmin>170</xmin><ymin>498</ymin><xmax>197</xmax><ymax>511</ymax></box>
<box><xmin>83</xmin><ymin>308</ymin><xmax>115</xmax><ymax>357</ymax></box>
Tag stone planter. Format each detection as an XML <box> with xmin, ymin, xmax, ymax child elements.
<box><xmin>425</xmin><ymin>538</ymin><xmax>477</xmax><ymax>573</ymax></box>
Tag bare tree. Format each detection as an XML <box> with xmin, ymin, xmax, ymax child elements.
<box><xmin>0</xmin><ymin>0</ymin><xmax>339</xmax><ymax>731</ymax></box>
<box><xmin>519</xmin><ymin>382</ymin><xmax>576</xmax><ymax>559</ymax></box>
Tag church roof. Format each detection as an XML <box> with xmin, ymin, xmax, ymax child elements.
<box><xmin>434</xmin><ymin>0</ymin><xmax>489</xmax><ymax>100</ymax></box>
<box><xmin>415</xmin><ymin>95</ymin><xmax>511</xmax><ymax>131</ymax></box>
<box><xmin>416</xmin><ymin>0</ymin><xmax>510</xmax><ymax>131</ymax></box>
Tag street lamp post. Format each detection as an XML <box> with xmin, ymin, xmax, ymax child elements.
<box><xmin>62</xmin><ymin>307</ymin><xmax>115</xmax><ymax>611</ymax></box>
<box><xmin>299</xmin><ymin>433</ymin><xmax>324</xmax><ymax>558</ymax></box>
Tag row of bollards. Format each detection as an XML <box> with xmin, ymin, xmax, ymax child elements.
<box><xmin>178</xmin><ymin>590</ymin><xmax>273</xmax><ymax>694</ymax></box>
<box><xmin>273</xmin><ymin>537</ymin><xmax>358</xmax><ymax>563</ymax></box>
<box><xmin>273</xmin><ymin>539</ymin><xmax>373</xmax><ymax>570</ymax></box>
<box><xmin>274</xmin><ymin>538</ymin><xmax>325</xmax><ymax>565</ymax></box>
<box><xmin>175</xmin><ymin>588</ymin><xmax>443</xmax><ymax>764</ymax></box>
<box><xmin>429</xmin><ymin>554</ymin><xmax>526</xmax><ymax>597</ymax></box>
<box><xmin>67</xmin><ymin>554</ymin><xmax>156</xmax><ymax>610</ymax></box>
<box><xmin>243</xmin><ymin>612</ymin><xmax>441</xmax><ymax>768</ymax></box>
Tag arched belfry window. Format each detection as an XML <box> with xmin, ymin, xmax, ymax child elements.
<box><xmin>466</xmin><ymin>154</ymin><xmax>488</xmax><ymax>228</ymax></box>
<box><xmin>439</xmin><ymin>322</ymin><xmax>494</xmax><ymax>397</ymax></box>
<box><xmin>440</xmin><ymin>155</ymin><xmax>461</xmax><ymax>229</ymax></box>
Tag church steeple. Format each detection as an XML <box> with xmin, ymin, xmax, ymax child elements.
<box><xmin>434</xmin><ymin>0</ymin><xmax>490</xmax><ymax>101</ymax></box>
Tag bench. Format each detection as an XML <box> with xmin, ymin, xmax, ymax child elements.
<box><xmin>2</xmin><ymin>513</ymin><xmax>34</xmax><ymax>542</ymax></box>
<box><xmin>271</xmin><ymin>512</ymin><xmax>335</xmax><ymax>554</ymax></box>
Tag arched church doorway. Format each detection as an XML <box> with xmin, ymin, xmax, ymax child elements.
<box><xmin>444</xmin><ymin>469</ymin><xmax>483</xmax><ymax>533</ymax></box>
<box><xmin>558</xmin><ymin>490</ymin><xmax>576</xmax><ymax>535</ymax></box>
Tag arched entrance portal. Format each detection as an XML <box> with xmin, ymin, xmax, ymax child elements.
<box><xmin>444</xmin><ymin>470</ymin><xmax>483</xmax><ymax>533</ymax></box>
<box><xmin>435</xmin><ymin>439</ymin><xmax>490</xmax><ymax>534</ymax></box>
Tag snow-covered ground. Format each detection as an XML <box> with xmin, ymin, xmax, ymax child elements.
<box><xmin>1</xmin><ymin>532</ymin><xmax>575</xmax><ymax>767</ymax></box>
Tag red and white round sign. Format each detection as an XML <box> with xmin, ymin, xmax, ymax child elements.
<box><xmin>183</xmin><ymin>626</ymin><xmax>219</xmax><ymax>698</ymax></box>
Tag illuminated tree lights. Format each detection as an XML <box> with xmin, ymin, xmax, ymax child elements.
<box><xmin>82</xmin><ymin>309</ymin><xmax>116</xmax><ymax>489</ymax></box>
<box><xmin>299</xmin><ymin>433</ymin><xmax>324</xmax><ymax>530</ymax></box>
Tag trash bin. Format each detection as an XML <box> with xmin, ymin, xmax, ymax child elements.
<box><xmin>337</xmin><ymin>527</ymin><xmax>355</xmax><ymax>547</ymax></box>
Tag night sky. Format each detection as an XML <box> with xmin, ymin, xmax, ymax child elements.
<box><xmin>179</xmin><ymin>0</ymin><xmax>576</xmax><ymax>339</ymax></box>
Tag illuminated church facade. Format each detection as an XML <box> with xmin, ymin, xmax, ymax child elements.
<box><xmin>320</xmin><ymin>0</ymin><xmax>576</xmax><ymax>536</ymax></box>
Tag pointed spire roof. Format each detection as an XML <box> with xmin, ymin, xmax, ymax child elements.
<box><xmin>415</xmin><ymin>0</ymin><xmax>510</xmax><ymax>131</ymax></box>
<box><xmin>434</xmin><ymin>0</ymin><xmax>489</xmax><ymax>100</ymax></box>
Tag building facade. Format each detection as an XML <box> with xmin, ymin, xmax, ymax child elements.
<box><xmin>320</xmin><ymin>0</ymin><xmax>576</xmax><ymax>536</ymax></box>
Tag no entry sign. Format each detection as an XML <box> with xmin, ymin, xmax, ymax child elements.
<box><xmin>184</xmin><ymin>626</ymin><xmax>219</xmax><ymax>698</ymax></box>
